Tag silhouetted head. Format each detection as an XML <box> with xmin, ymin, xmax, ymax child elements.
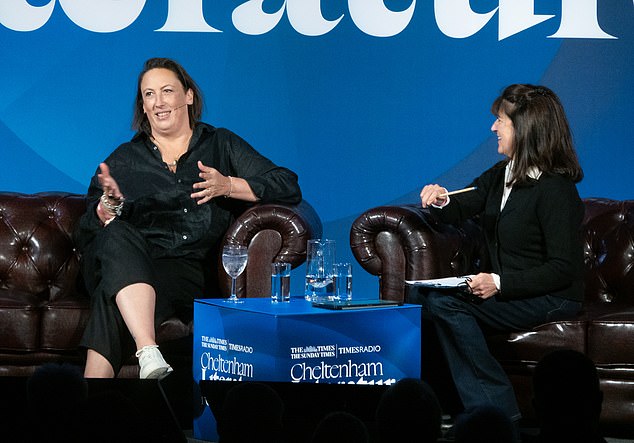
<box><xmin>375</xmin><ymin>378</ymin><xmax>442</xmax><ymax>442</ymax></box>
<box><xmin>532</xmin><ymin>349</ymin><xmax>603</xmax><ymax>432</ymax></box>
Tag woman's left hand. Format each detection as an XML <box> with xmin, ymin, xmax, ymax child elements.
<box><xmin>467</xmin><ymin>273</ymin><xmax>499</xmax><ymax>300</ymax></box>
<box><xmin>191</xmin><ymin>161</ymin><xmax>231</xmax><ymax>204</ymax></box>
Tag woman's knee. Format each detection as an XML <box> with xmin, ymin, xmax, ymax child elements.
<box><xmin>426</xmin><ymin>291</ymin><xmax>465</xmax><ymax>316</ymax></box>
<box><xmin>96</xmin><ymin>221</ymin><xmax>148</xmax><ymax>255</ymax></box>
<box><xmin>409</xmin><ymin>290</ymin><xmax>456</xmax><ymax>318</ymax></box>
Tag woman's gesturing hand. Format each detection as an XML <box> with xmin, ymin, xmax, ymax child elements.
<box><xmin>420</xmin><ymin>184</ymin><xmax>448</xmax><ymax>208</ymax></box>
<box><xmin>191</xmin><ymin>160</ymin><xmax>231</xmax><ymax>205</ymax></box>
<box><xmin>98</xmin><ymin>162</ymin><xmax>124</xmax><ymax>201</ymax></box>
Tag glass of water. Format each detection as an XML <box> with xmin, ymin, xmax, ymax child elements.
<box><xmin>334</xmin><ymin>262</ymin><xmax>352</xmax><ymax>301</ymax></box>
<box><xmin>222</xmin><ymin>244</ymin><xmax>248</xmax><ymax>303</ymax></box>
<box><xmin>271</xmin><ymin>262</ymin><xmax>291</xmax><ymax>303</ymax></box>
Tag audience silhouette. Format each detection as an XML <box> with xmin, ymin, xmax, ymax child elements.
<box><xmin>25</xmin><ymin>362</ymin><xmax>181</xmax><ymax>443</ymax></box>
<box><xmin>454</xmin><ymin>404</ymin><xmax>518</xmax><ymax>443</ymax></box>
<box><xmin>25</xmin><ymin>363</ymin><xmax>88</xmax><ymax>442</ymax></box>
<box><xmin>75</xmin><ymin>388</ymin><xmax>162</xmax><ymax>443</ymax></box>
<box><xmin>216</xmin><ymin>381</ymin><xmax>286</xmax><ymax>443</ymax></box>
<box><xmin>310</xmin><ymin>410</ymin><xmax>370</xmax><ymax>443</ymax></box>
<box><xmin>375</xmin><ymin>377</ymin><xmax>443</xmax><ymax>442</ymax></box>
<box><xmin>525</xmin><ymin>348</ymin><xmax>607</xmax><ymax>443</ymax></box>
<box><xmin>18</xmin><ymin>355</ymin><xmax>616</xmax><ymax>443</ymax></box>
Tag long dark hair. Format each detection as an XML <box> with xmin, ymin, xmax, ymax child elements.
<box><xmin>131</xmin><ymin>57</ymin><xmax>204</xmax><ymax>137</ymax></box>
<box><xmin>491</xmin><ymin>84</ymin><xmax>583</xmax><ymax>184</ymax></box>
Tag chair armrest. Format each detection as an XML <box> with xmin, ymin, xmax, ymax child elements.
<box><xmin>220</xmin><ymin>200</ymin><xmax>323</xmax><ymax>298</ymax></box>
<box><xmin>350</xmin><ymin>203</ymin><xmax>485</xmax><ymax>302</ymax></box>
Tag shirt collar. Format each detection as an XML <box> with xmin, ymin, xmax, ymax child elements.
<box><xmin>506</xmin><ymin>159</ymin><xmax>543</xmax><ymax>182</ymax></box>
<box><xmin>527</xmin><ymin>166</ymin><xmax>542</xmax><ymax>180</ymax></box>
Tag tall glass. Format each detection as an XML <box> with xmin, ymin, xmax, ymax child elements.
<box><xmin>222</xmin><ymin>244</ymin><xmax>248</xmax><ymax>303</ymax></box>
<box><xmin>334</xmin><ymin>262</ymin><xmax>353</xmax><ymax>301</ymax></box>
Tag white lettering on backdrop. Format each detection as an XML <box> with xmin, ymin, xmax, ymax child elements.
<box><xmin>0</xmin><ymin>0</ymin><xmax>620</xmax><ymax>39</ymax></box>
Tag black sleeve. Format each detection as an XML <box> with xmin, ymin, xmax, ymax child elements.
<box><xmin>223</xmin><ymin>130</ymin><xmax>302</xmax><ymax>205</ymax></box>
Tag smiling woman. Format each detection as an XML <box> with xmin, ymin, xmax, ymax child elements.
<box><xmin>72</xmin><ymin>57</ymin><xmax>302</xmax><ymax>380</ymax></box>
<box><xmin>139</xmin><ymin>68</ymin><xmax>193</xmax><ymax>168</ymax></box>
<box><xmin>491</xmin><ymin>110</ymin><xmax>514</xmax><ymax>158</ymax></box>
<box><xmin>416</xmin><ymin>84</ymin><xmax>585</xmax><ymax>428</ymax></box>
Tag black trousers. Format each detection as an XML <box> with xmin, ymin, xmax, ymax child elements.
<box><xmin>78</xmin><ymin>220</ymin><xmax>206</xmax><ymax>374</ymax></box>
<box><xmin>408</xmin><ymin>286</ymin><xmax>581</xmax><ymax>421</ymax></box>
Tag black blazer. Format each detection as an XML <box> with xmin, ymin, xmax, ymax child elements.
<box><xmin>431</xmin><ymin>161</ymin><xmax>585</xmax><ymax>302</ymax></box>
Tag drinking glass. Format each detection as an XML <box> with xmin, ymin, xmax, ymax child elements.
<box><xmin>334</xmin><ymin>262</ymin><xmax>353</xmax><ymax>301</ymax></box>
<box><xmin>271</xmin><ymin>262</ymin><xmax>291</xmax><ymax>303</ymax></box>
<box><xmin>222</xmin><ymin>244</ymin><xmax>248</xmax><ymax>303</ymax></box>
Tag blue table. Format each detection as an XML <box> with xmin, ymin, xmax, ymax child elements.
<box><xmin>192</xmin><ymin>297</ymin><xmax>421</xmax><ymax>441</ymax></box>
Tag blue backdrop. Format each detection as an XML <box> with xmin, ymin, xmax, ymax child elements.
<box><xmin>2</xmin><ymin>1</ymin><xmax>633</xmax><ymax>297</ymax></box>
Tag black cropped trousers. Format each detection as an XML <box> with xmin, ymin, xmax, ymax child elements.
<box><xmin>78</xmin><ymin>220</ymin><xmax>206</xmax><ymax>374</ymax></box>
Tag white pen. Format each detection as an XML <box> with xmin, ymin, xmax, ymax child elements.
<box><xmin>439</xmin><ymin>186</ymin><xmax>477</xmax><ymax>197</ymax></box>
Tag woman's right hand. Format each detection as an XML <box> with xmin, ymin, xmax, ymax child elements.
<box><xmin>95</xmin><ymin>163</ymin><xmax>124</xmax><ymax>224</ymax></box>
<box><xmin>98</xmin><ymin>162</ymin><xmax>124</xmax><ymax>201</ymax></box>
<box><xmin>420</xmin><ymin>184</ymin><xmax>448</xmax><ymax>208</ymax></box>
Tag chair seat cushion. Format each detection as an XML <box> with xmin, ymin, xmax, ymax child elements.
<box><xmin>587</xmin><ymin>309</ymin><xmax>634</xmax><ymax>365</ymax></box>
<box><xmin>40</xmin><ymin>298</ymin><xmax>90</xmax><ymax>350</ymax></box>
<box><xmin>487</xmin><ymin>320</ymin><xmax>586</xmax><ymax>365</ymax></box>
<box><xmin>0</xmin><ymin>289</ymin><xmax>44</xmax><ymax>351</ymax></box>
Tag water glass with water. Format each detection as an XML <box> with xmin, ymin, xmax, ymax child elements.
<box><xmin>271</xmin><ymin>262</ymin><xmax>291</xmax><ymax>303</ymax></box>
<box><xmin>334</xmin><ymin>262</ymin><xmax>352</xmax><ymax>301</ymax></box>
<box><xmin>222</xmin><ymin>244</ymin><xmax>248</xmax><ymax>303</ymax></box>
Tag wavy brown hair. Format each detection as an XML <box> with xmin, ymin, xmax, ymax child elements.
<box><xmin>492</xmin><ymin>84</ymin><xmax>583</xmax><ymax>185</ymax></box>
<box><xmin>132</xmin><ymin>57</ymin><xmax>204</xmax><ymax>137</ymax></box>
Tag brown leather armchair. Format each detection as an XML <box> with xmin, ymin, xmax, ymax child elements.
<box><xmin>350</xmin><ymin>198</ymin><xmax>634</xmax><ymax>435</ymax></box>
<box><xmin>0</xmin><ymin>192</ymin><xmax>321</xmax><ymax>378</ymax></box>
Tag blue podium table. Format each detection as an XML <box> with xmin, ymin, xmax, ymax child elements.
<box><xmin>192</xmin><ymin>297</ymin><xmax>421</xmax><ymax>441</ymax></box>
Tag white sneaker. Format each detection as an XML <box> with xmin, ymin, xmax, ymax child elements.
<box><xmin>135</xmin><ymin>345</ymin><xmax>173</xmax><ymax>379</ymax></box>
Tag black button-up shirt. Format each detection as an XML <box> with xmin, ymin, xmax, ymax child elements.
<box><xmin>75</xmin><ymin>123</ymin><xmax>302</xmax><ymax>259</ymax></box>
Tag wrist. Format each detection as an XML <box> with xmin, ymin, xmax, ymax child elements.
<box><xmin>225</xmin><ymin>176</ymin><xmax>233</xmax><ymax>198</ymax></box>
<box><xmin>491</xmin><ymin>273</ymin><xmax>501</xmax><ymax>291</ymax></box>
<box><xmin>100</xmin><ymin>192</ymin><xmax>124</xmax><ymax>216</ymax></box>
<box><xmin>96</xmin><ymin>201</ymin><xmax>116</xmax><ymax>226</ymax></box>
<box><xmin>432</xmin><ymin>196</ymin><xmax>450</xmax><ymax>209</ymax></box>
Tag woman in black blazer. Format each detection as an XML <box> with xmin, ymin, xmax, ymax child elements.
<box><xmin>417</xmin><ymin>84</ymin><xmax>584</xmax><ymax>429</ymax></box>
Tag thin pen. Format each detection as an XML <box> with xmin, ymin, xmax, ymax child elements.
<box><xmin>439</xmin><ymin>186</ymin><xmax>477</xmax><ymax>197</ymax></box>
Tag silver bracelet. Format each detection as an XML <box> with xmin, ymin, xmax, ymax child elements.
<box><xmin>224</xmin><ymin>176</ymin><xmax>233</xmax><ymax>198</ymax></box>
<box><xmin>100</xmin><ymin>192</ymin><xmax>124</xmax><ymax>216</ymax></box>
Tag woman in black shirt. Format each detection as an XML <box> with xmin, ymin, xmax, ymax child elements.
<box><xmin>418</xmin><ymin>84</ymin><xmax>584</xmax><ymax>427</ymax></box>
<box><xmin>75</xmin><ymin>58</ymin><xmax>301</xmax><ymax>378</ymax></box>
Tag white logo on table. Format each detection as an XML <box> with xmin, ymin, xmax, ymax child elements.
<box><xmin>288</xmin><ymin>343</ymin><xmax>394</xmax><ymax>384</ymax></box>
<box><xmin>199</xmin><ymin>351</ymin><xmax>254</xmax><ymax>381</ymax></box>
<box><xmin>290</xmin><ymin>359</ymin><xmax>395</xmax><ymax>385</ymax></box>
<box><xmin>290</xmin><ymin>345</ymin><xmax>336</xmax><ymax>359</ymax></box>
<box><xmin>200</xmin><ymin>335</ymin><xmax>253</xmax><ymax>354</ymax></box>
<box><xmin>290</xmin><ymin>344</ymin><xmax>382</xmax><ymax>359</ymax></box>
<box><xmin>338</xmin><ymin>345</ymin><xmax>382</xmax><ymax>355</ymax></box>
<box><xmin>198</xmin><ymin>336</ymin><xmax>255</xmax><ymax>381</ymax></box>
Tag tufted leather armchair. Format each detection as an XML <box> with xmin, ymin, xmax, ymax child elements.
<box><xmin>350</xmin><ymin>198</ymin><xmax>634</xmax><ymax>435</ymax></box>
<box><xmin>0</xmin><ymin>192</ymin><xmax>321</xmax><ymax>378</ymax></box>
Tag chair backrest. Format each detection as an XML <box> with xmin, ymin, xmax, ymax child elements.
<box><xmin>433</xmin><ymin>197</ymin><xmax>634</xmax><ymax>307</ymax></box>
<box><xmin>0</xmin><ymin>192</ymin><xmax>86</xmax><ymax>303</ymax></box>
<box><xmin>452</xmin><ymin>197</ymin><xmax>634</xmax><ymax>307</ymax></box>
<box><xmin>220</xmin><ymin>199</ymin><xmax>323</xmax><ymax>298</ymax></box>
<box><xmin>581</xmin><ymin>198</ymin><xmax>634</xmax><ymax>306</ymax></box>
<box><xmin>350</xmin><ymin>197</ymin><xmax>634</xmax><ymax>306</ymax></box>
<box><xmin>0</xmin><ymin>192</ymin><xmax>323</xmax><ymax>302</ymax></box>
